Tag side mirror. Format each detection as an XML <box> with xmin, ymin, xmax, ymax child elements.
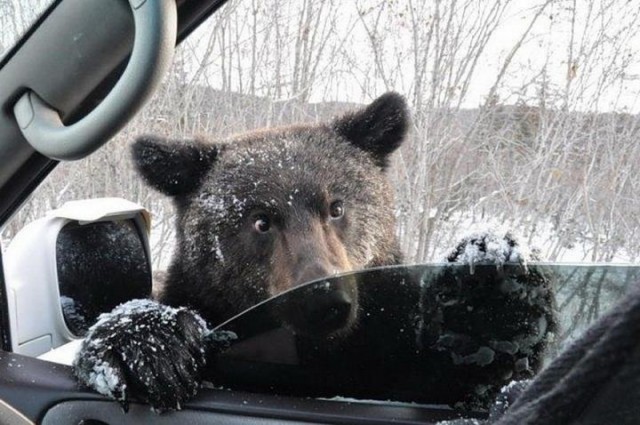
<box><xmin>4</xmin><ymin>198</ymin><xmax>152</xmax><ymax>357</ymax></box>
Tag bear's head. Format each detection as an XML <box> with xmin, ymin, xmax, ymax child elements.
<box><xmin>132</xmin><ymin>92</ymin><xmax>409</xmax><ymax>335</ymax></box>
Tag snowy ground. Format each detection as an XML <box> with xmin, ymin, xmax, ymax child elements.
<box><xmin>422</xmin><ymin>211</ymin><xmax>637</xmax><ymax>265</ymax></box>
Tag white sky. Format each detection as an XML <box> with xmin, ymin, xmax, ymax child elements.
<box><xmin>182</xmin><ymin>0</ymin><xmax>640</xmax><ymax>113</ymax></box>
<box><xmin>3</xmin><ymin>0</ymin><xmax>639</xmax><ymax>112</ymax></box>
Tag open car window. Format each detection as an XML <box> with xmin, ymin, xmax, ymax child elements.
<box><xmin>1</xmin><ymin>0</ymin><xmax>640</xmax><ymax>423</ymax></box>
<box><xmin>4</xmin><ymin>0</ymin><xmax>640</xmax><ymax>265</ymax></box>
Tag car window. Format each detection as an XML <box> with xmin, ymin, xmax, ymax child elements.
<box><xmin>2</xmin><ymin>0</ymin><xmax>640</xmax><ymax>410</ymax></box>
<box><xmin>0</xmin><ymin>0</ymin><xmax>57</xmax><ymax>61</ymax></box>
<box><xmin>210</xmin><ymin>263</ymin><xmax>640</xmax><ymax>403</ymax></box>
<box><xmin>4</xmin><ymin>0</ymin><xmax>640</xmax><ymax>265</ymax></box>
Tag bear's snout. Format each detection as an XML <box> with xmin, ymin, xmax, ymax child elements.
<box><xmin>303</xmin><ymin>287</ymin><xmax>354</xmax><ymax>333</ymax></box>
<box><xmin>276</xmin><ymin>280</ymin><xmax>358</xmax><ymax>338</ymax></box>
<box><xmin>271</xmin><ymin>228</ymin><xmax>359</xmax><ymax>337</ymax></box>
<box><xmin>294</xmin><ymin>261</ymin><xmax>336</xmax><ymax>288</ymax></box>
<box><xmin>269</xmin><ymin>217</ymin><xmax>353</xmax><ymax>295</ymax></box>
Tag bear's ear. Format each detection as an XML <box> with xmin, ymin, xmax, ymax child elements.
<box><xmin>331</xmin><ymin>92</ymin><xmax>409</xmax><ymax>168</ymax></box>
<box><xmin>131</xmin><ymin>135</ymin><xmax>218</xmax><ymax>197</ymax></box>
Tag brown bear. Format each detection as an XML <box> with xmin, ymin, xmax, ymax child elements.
<box><xmin>134</xmin><ymin>92</ymin><xmax>407</xmax><ymax>328</ymax></box>
<box><xmin>72</xmin><ymin>93</ymin><xmax>555</xmax><ymax>412</ymax></box>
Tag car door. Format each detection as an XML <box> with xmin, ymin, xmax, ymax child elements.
<box><xmin>0</xmin><ymin>1</ymin><xmax>474</xmax><ymax>424</ymax></box>
<box><xmin>4</xmin><ymin>1</ymin><xmax>638</xmax><ymax>424</ymax></box>
<box><xmin>0</xmin><ymin>1</ymin><xmax>247</xmax><ymax>423</ymax></box>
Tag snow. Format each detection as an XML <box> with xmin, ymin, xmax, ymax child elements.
<box><xmin>436</xmin><ymin>419</ymin><xmax>483</xmax><ymax>425</ymax></box>
<box><xmin>89</xmin><ymin>298</ymin><xmax>184</xmax><ymax>329</ymax></box>
<box><xmin>204</xmin><ymin>329</ymin><xmax>237</xmax><ymax>344</ymax></box>
<box><xmin>213</xmin><ymin>234</ymin><xmax>224</xmax><ymax>263</ymax></box>
<box><xmin>445</xmin><ymin>226</ymin><xmax>533</xmax><ymax>270</ymax></box>
<box><xmin>87</xmin><ymin>359</ymin><xmax>124</xmax><ymax>399</ymax></box>
<box><xmin>428</xmin><ymin>212</ymin><xmax>637</xmax><ymax>264</ymax></box>
<box><xmin>196</xmin><ymin>193</ymin><xmax>226</xmax><ymax>215</ymax></box>
<box><xmin>489</xmin><ymin>340</ymin><xmax>519</xmax><ymax>355</ymax></box>
<box><xmin>451</xmin><ymin>346</ymin><xmax>496</xmax><ymax>367</ymax></box>
<box><xmin>59</xmin><ymin>295</ymin><xmax>88</xmax><ymax>335</ymax></box>
<box><xmin>73</xmin><ymin>299</ymin><xmax>210</xmax><ymax>407</ymax></box>
<box><xmin>514</xmin><ymin>357</ymin><xmax>530</xmax><ymax>373</ymax></box>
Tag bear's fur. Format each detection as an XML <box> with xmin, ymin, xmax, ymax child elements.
<box><xmin>73</xmin><ymin>93</ymin><xmax>556</xmax><ymax>413</ymax></box>
<box><xmin>132</xmin><ymin>92</ymin><xmax>407</xmax><ymax>326</ymax></box>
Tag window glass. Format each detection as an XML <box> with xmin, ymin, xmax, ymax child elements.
<box><xmin>0</xmin><ymin>0</ymin><xmax>56</xmax><ymax>61</ymax></box>
<box><xmin>210</xmin><ymin>263</ymin><xmax>640</xmax><ymax>404</ymax></box>
<box><xmin>4</xmin><ymin>0</ymin><xmax>640</xmax><ymax>267</ymax></box>
<box><xmin>1</xmin><ymin>0</ymin><xmax>640</xmax><ymax>408</ymax></box>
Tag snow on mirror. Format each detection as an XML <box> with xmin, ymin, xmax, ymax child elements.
<box><xmin>56</xmin><ymin>219</ymin><xmax>152</xmax><ymax>336</ymax></box>
<box><xmin>208</xmin><ymin>264</ymin><xmax>640</xmax><ymax>406</ymax></box>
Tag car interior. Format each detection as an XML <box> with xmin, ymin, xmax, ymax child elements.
<box><xmin>1</xmin><ymin>1</ymin><xmax>639</xmax><ymax>425</ymax></box>
<box><xmin>0</xmin><ymin>0</ymin><xmax>488</xmax><ymax>423</ymax></box>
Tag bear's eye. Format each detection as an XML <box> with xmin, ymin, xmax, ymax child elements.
<box><xmin>253</xmin><ymin>214</ymin><xmax>271</xmax><ymax>233</ymax></box>
<box><xmin>329</xmin><ymin>200</ymin><xmax>345</xmax><ymax>219</ymax></box>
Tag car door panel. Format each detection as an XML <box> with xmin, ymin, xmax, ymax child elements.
<box><xmin>0</xmin><ymin>350</ymin><xmax>467</xmax><ymax>424</ymax></box>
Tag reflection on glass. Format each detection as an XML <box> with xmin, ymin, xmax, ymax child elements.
<box><xmin>56</xmin><ymin>220</ymin><xmax>152</xmax><ymax>336</ymax></box>
<box><xmin>208</xmin><ymin>264</ymin><xmax>640</xmax><ymax>409</ymax></box>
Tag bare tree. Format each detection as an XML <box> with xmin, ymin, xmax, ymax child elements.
<box><xmin>3</xmin><ymin>0</ymin><xmax>640</xmax><ymax>326</ymax></box>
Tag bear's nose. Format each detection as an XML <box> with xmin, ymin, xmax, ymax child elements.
<box><xmin>294</xmin><ymin>262</ymin><xmax>333</xmax><ymax>287</ymax></box>
<box><xmin>303</xmin><ymin>289</ymin><xmax>353</xmax><ymax>334</ymax></box>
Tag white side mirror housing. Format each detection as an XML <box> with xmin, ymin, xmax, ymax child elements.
<box><xmin>4</xmin><ymin>198</ymin><xmax>151</xmax><ymax>357</ymax></box>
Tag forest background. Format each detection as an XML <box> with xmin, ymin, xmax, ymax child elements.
<box><xmin>3</xmin><ymin>0</ymin><xmax>640</xmax><ymax>342</ymax></box>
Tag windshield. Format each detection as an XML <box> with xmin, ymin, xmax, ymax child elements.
<box><xmin>208</xmin><ymin>263</ymin><xmax>639</xmax><ymax>405</ymax></box>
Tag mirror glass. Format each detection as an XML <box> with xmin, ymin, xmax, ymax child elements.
<box><xmin>56</xmin><ymin>219</ymin><xmax>152</xmax><ymax>336</ymax></box>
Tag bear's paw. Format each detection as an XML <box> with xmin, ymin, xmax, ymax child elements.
<box><xmin>446</xmin><ymin>228</ymin><xmax>537</xmax><ymax>270</ymax></box>
<box><xmin>419</xmin><ymin>230</ymin><xmax>555</xmax><ymax>408</ymax></box>
<box><xmin>73</xmin><ymin>299</ymin><xmax>209</xmax><ymax>412</ymax></box>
